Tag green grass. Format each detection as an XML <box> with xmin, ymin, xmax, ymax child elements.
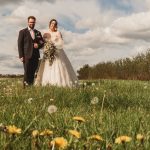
<box><xmin>0</xmin><ymin>78</ymin><xmax>150</xmax><ymax>149</ymax></box>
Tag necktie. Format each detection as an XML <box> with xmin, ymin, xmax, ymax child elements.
<box><xmin>30</xmin><ymin>29</ymin><xmax>35</xmax><ymax>39</ymax></box>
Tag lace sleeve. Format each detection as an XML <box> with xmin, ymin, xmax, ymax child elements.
<box><xmin>54</xmin><ymin>31</ymin><xmax>64</xmax><ymax>49</ymax></box>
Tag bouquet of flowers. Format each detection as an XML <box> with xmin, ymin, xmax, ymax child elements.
<box><xmin>43</xmin><ymin>33</ymin><xmax>57</xmax><ymax>65</ymax></box>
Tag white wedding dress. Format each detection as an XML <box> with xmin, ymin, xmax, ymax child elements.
<box><xmin>35</xmin><ymin>30</ymin><xmax>78</xmax><ymax>87</ymax></box>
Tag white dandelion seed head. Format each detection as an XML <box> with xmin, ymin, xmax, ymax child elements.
<box><xmin>0</xmin><ymin>123</ymin><xmax>3</xmax><ymax>127</ymax></box>
<box><xmin>17</xmin><ymin>81</ymin><xmax>22</xmax><ymax>84</ymax></box>
<box><xmin>91</xmin><ymin>97</ymin><xmax>99</xmax><ymax>105</ymax></box>
<box><xmin>48</xmin><ymin>105</ymin><xmax>57</xmax><ymax>114</ymax></box>
<box><xmin>92</xmin><ymin>83</ymin><xmax>95</xmax><ymax>86</ymax></box>
<box><xmin>75</xmin><ymin>80</ymin><xmax>78</xmax><ymax>84</ymax></box>
<box><xmin>84</xmin><ymin>82</ymin><xmax>87</xmax><ymax>86</ymax></box>
<box><xmin>50</xmin><ymin>98</ymin><xmax>54</xmax><ymax>101</ymax></box>
<box><xmin>27</xmin><ymin>98</ymin><xmax>33</xmax><ymax>103</ymax></box>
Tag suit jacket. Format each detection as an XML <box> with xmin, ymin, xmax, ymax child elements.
<box><xmin>18</xmin><ymin>28</ymin><xmax>44</xmax><ymax>59</ymax></box>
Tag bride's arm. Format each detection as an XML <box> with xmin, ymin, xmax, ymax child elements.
<box><xmin>54</xmin><ymin>31</ymin><xmax>64</xmax><ymax>49</ymax></box>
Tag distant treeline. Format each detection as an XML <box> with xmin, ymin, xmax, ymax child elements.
<box><xmin>77</xmin><ymin>49</ymin><xmax>150</xmax><ymax>80</ymax></box>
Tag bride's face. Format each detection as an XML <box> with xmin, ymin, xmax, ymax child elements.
<box><xmin>50</xmin><ymin>21</ymin><xmax>57</xmax><ymax>31</ymax></box>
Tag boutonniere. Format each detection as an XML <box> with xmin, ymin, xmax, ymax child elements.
<box><xmin>36</xmin><ymin>31</ymin><xmax>40</xmax><ymax>35</ymax></box>
<box><xmin>35</xmin><ymin>31</ymin><xmax>41</xmax><ymax>38</ymax></box>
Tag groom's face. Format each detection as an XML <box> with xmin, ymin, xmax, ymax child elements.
<box><xmin>28</xmin><ymin>18</ymin><xmax>36</xmax><ymax>29</ymax></box>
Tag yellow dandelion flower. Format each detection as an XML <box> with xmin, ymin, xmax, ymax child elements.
<box><xmin>73</xmin><ymin>116</ymin><xmax>85</xmax><ymax>122</ymax></box>
<box><xmin>89</xmin><ymin>135</ymin><xmax>103</xmax><ymax>141</ymax></box>
<box><xmin>136</xmin><ymin>134</ymin><xmax>144</xmax><ymax>141</ymax></box>
<box><xmin>68</xmin><ymin>130</ymin><xmax>81</xmax><ymax>138</ymax></box>
<box><xmin>6</xmin><ymin>125</ymin><xmax>21</xmax><ymax>134</ymax></box>
<box><xmin>115</xmin><ymin>136</ymin><xmax>132</xmax><ymax>144</ymax></box>
<box><xmin>51</xmin><ymin>137</ymin><xmax>68</xmax><ymax>149</ymax></box>
<box><xmin>32</xmin><ymin>130</ymin><xmax>39</xmax><ymax>138</ymax></box>
<box><xmin>40</xmin><ymin>129</ymin><xmax>53</xmax><ymax>136</ymax></box>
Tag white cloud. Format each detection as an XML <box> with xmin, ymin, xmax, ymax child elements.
<box><xmin>111</xmin><ymin>12</ymin><xmax>150</xmax><ymax>35</ymax></box>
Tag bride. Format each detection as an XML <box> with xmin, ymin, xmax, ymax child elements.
<box><xmin>35</xmin><ymin>19</ymin><xmax>78</xmax><ymax>87</ymax></box>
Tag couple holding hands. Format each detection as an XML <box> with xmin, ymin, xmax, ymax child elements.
<box><xmin>18</xmin><ymin>16</ymin><xmax>78</xmax><ymax>88</ymax></box>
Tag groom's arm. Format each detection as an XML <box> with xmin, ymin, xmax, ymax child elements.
<box><xmin>18</xmin><ymin>30</ymin><xmax>24</xmax><ymax>60</ymax></box>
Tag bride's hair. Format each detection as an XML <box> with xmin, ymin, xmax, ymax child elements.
<box><xmin>49</xmin><ymin>19</ymin><xmax>58</xmax><ymax>30</ymax></box>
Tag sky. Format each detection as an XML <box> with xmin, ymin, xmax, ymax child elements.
<box><xmin>1</xmin><ymin>0</ymin><xmax>150</xmax><ymax>74</ymax></box>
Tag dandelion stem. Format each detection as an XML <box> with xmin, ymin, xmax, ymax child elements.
<box><xmin>100</xmin><ymin>91</ymin><xmax>106</xmax><ymax>123</ymax></box>
<box><xmin>51</xmin><ymin>143</ymin><xmax>55</xmax><ymax>150</ymax></box>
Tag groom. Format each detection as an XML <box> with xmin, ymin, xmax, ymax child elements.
<box><xmin>18</xmin><ymin>16</ymin><xmax>44</xmax><ymax>88</ymax></box>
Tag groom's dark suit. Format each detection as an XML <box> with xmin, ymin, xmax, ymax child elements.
<box><xmin>18</xmin><ymin>28</ymin><xmax>44</xmax><ymax>86</ymax></box>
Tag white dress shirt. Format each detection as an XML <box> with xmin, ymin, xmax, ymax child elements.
<box><xmin>28</xmin><ymin>27</ymin><xmax>35</xmax><ymax>39</ymax></box>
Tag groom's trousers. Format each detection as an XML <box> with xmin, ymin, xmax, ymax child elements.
<box><xmin>23</xmin><ymin>49</ymin><xmax>39</xmax><ymax>85</ymax></box>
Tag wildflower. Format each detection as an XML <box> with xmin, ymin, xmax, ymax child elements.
<box><xmin>48</xmin><ymin>105</ymin><xmax>57</xmax><ymax>114</ymax></box>
<box><xmin>89</xmin><ymin>135</ymin><xmax>103</xmax><ymax>141</ymax></box>
<box><xmin>32</xmin><ymin>130</ymin><xmax>39</xmax><ymax>138</ymax></box>
<box><xmin>17</xmin><ymin>80</ymin><xmax>22</xmax><ymax>84</ymax></box>
<box><xmin>83</xmin><ymin>82</ymin><xmax>87</xmax><ymax>86</ymax></box>
<box><xmin>92</xmin><ymin>83</ymin><xmax>95</xmax><ymax>86</ymax></box>
<box><xmin>136</xmin><ymin>134</ymin><xmax>144</xmax><ymax>142</ymax></box>
<box><xmin>6</xmin><ymin>125</ymin><xmax>21</xmax><ymax>134</ymax></box>
<box><xmin>73</xmin><ymin>116</ymin><xmax>85</xmax><ymax>122</ymax></box>
<box><xmin>50</xmin><ymin>137</ymin><xmax>68</xmax><ymax>149</ymax></box>
<box><xmin>75</xmin><ymin>80</ymin><xmax>78</xmax><ymax>84</ymax></box>
<box><xmin>68</xmin><ymin>130</ymin><xmax>81</xmax><ymax>138</ymax></box>
<box><xmin>40</xmin><ymin>129</ymin><xmax>53</xmax><ymax>136</ymax></box>
<box><xmin>27</xmin><ymin>98</ymin><xmax>33</xmax><ymax>103</ymax></box>
<box><xmin>115</xmin><ymin>136</ymin><xmax>132</xmax><ymax>144</ymax></box>
<box><xmin>0</xmin><ymin>123</ymin><xmax>3</xmax><ymax>127</ymax></box>
<box><xmin>50</xmin><ymin>98</ymin><xmax>54</xmax><ymax>101</ymax></box>
<box><xmin>91</xmin><ymin>97</ymin><xmax>99</xmax><ymax>105</ymax></box>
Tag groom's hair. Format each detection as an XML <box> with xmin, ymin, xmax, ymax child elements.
<box><xmin>28</xmin><ymin>16</ymin><xmax>36</xmax><ymax>21</ymax></box>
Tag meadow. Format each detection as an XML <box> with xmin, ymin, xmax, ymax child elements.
<box><xmin>0</xmin><ymin>78</ymin><xmax>150</xmax><ymax>150</ymax></box>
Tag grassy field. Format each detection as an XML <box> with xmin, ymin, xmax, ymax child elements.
<box><xmin>0</xmin><ymin>78</ymin><xmax>150</xmax><ymax>149</ymax></box>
